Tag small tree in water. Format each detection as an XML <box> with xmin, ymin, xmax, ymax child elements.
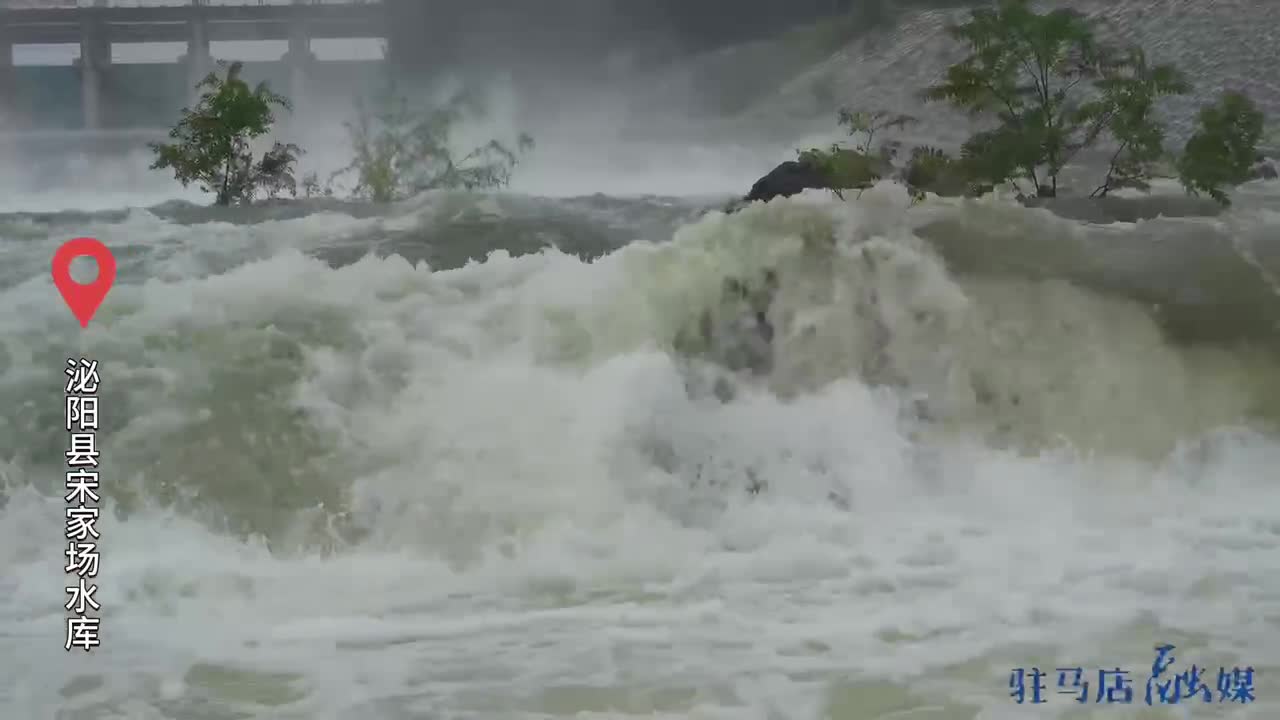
<box><xmin>921</xmin><ymin>0</ymin><xmax>1113</xmax><ymax>198</ymax></box>
<box><xmin>1178</xmin><ymin>91</ymin><xmax>1266</xmax><ymax>206</ymax></box>
<box><xmin>327</xmin><ymin>85</ymin><xmax>534</xmax><ymax>203</ymax></box>
<box><xmin>836</xmin><ymin>108</ymin><xmax>917</xmax><ymax>157</ymax></box>
<box><xmin>150</xmin><ymin>61</ymin><xmax>301</xmax><ymax>206</ymax></box>
<box><xmin>790</xmin><ymin>107</ymin><xmax>914</xmax><ymax>200</ymax></box>
<box><xmin>906</xmin><ymin>0</ymin><xmax>1262</xmax><ymax>203</ymax></box>
<box><xmin>797</xmin><ymin>107</ymin><xmax>988</xmax><ymax>201</ymax></box>
<box><xmin>1084</xmin><ymin>48</ymin><xmax>1189</xmax><ymax>197</ymax></box>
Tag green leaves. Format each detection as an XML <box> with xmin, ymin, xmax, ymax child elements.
<box><xmin>796</xmin><ymin>145</ymin><xmax>888</xmax><ymax>198</ymax></box>
<box><xmin>806</xmin><ymin>1</ymin><xmax>1270</xmax><ymax>206</ymax></box>
<box><xmin>960</xmin><ymin>125</ymin><xmax>1033</xmax><ymax>189</ymax></box>
<box><xmin>901</xmin><ymin>145</ymin><xmax>984</xmax><ymax>200</ymax></box>
<box><xmin>1178</xmin><ymin>91</ymin><xmax>1265</xmax><ymax>206</ymax></box>
<box><xmin>330</xmin><ymin>83</ymin><xmax>534</xmax><ymax>203</ymax></box>
<box><xmin>837</xmin><ymin>109</ymin><xmax>917</xmax><ymax>153</ymax></box>
<box><xmin>797</xmin><ymin>0</ymin><xmax>1273</xmax><ymax>208</ymax></box>
<box><xmin>796</xmin><ymin>106</ymin><xmax>917</xmax><ymax>199</ymax></box>
<box><xmin>921</xmin><ymin>62</ymin><xmax>1013</xmax><ymax>117</ymax></box>
<box><xmin>924</xmin><ymin>0</ymin><xmax>1099</xmax><ymax>117</ymax></box>
<box><xmin>921</xmin><ymin>0</ymin><xmax>1119</xmax><ymax>196</ymax></box>
<box><xmin>911</xmin><ymin>0</ymin><xmax>1269</xmax><ymax>202</ymax></box>
<box><xmin>149</xmin><ymin>61</ymin><xmax>299</xmax><ymax>206</ymax></box>
<box><xmin>1086</xmin><ymin>47</ymin><xmax>1189</xmax><ymax>196</ymax></box>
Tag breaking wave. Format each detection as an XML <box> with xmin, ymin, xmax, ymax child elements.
<box><xmin>2</xmin><ymin>178</ymin><xmax>1279</xmax><ymax>717</ymax></box>
<box><xmin>3</xmin><ymin>0</ymin><xmax>1280</xmax><ymax>714</ymax></box>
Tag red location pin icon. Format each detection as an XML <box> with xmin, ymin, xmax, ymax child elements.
<box><xmin>52</xmin><ymin>237</ymin><xmax>116</xmax><ymax>328</ymax></box>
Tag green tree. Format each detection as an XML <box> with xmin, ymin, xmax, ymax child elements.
<box><xmin>1084</xmin><ymin>48</ymin><xmax>1189</xmax><ymax>197</ymax></box>
<box><xmin>150</xmin><ymin>61</ymin><xmax>300</xmax><ymax>206</ymax></box>
<box><xmin>837</xmin><ymin>108</ymin><xmax>918</xmax><ymax>157</ymax></box>
<box><xmin>789</xmin><ymin>107</ymin><xmax>914</xmax><ymax>200</ymax></box>
<box><xmin>800</xmin><ymin>1</ymin><xmax>1270</xmax><ymax>207</ymax></box>
<box><xmin>330</xmin><ymin>85</ymin><xmax>534</xmax><ymax>203</ymax></box>
<box><xmin>795</xmin><ymin>144</ymin><xmax>891</xmax><ymax>199</ymax></box>
<box><xmin>1177</xmin><ymin>91</ymin><xmax>1266</xmax><ymax>206</ymax></box>
<box><xmin>900</xmin><ymin>145</ymin><xmax>987</xmax><ymax>199</ymax></box>
<box><xmin>921</xmin><ymin>0</ymin><xmax>1112</xmax><ymax>197</ymax></box>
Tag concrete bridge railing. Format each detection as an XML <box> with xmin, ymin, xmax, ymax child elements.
<box><xmin>0</xmin><ymin>0</ymin><xmax>387</xmax><ymax>129</ymax></box>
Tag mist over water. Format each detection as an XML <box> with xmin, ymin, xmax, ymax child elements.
<box><xmin>2</xmin><ymin>2</ymin><xmax>1280</xmax><ymax>718</ymax></box>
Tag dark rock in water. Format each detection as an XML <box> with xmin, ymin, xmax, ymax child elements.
<box><xmin>1251</xmin><ymin>159</ymin><xmax>1278</xmax><ymax>180</ymax></box>
<box><xmin>743</xmin><ymin>159</ymin><xmax>836</xmax><ymax>204</ymax></box>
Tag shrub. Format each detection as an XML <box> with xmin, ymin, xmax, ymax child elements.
<box><xmin>327</xmin><ymin>86</ymin><xmax>533</xmax><ymax>203</ymax></box>
<box><xmin>1086</xmin><ymin>48</ymin><xmax>1189</xmax><ymax>197</ymax></box>
<box><xmin>150</xmin><ymin>61</ymin><xmax>300</xmax><ymax>206</ymax></box>
<box><xmin>1177</xmin><ymin>91</ymin><xmax>1266</xmax><ymax>206</ymax></box>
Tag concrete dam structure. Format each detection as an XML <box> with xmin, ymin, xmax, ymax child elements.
<box><xmin>0</xmin><ymin>1</ymin><xmax>389</xmax><ymax>132</ymax></box>
<box><xmin>0</xmin><ymin>0</ymin><xmax>858</xmax><ymax>140</ymax></box>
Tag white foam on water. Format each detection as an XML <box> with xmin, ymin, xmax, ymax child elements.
<box><xmin>2</xmin><ymin>0</ymin><xmax>1280</xmax><ymax>713</ymax></box>
<box><xmin>1</xmin><ymin>181</ymin><xmax>1278</xmax><ymax>719</ymax></box>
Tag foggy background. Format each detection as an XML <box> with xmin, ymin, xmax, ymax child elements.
<box><xmin>0</xmin><ymin>0</ymin><xmax>930</xmax><ymax>206</ymax></box>
<box><xmin>10</xmin><ymin>0</ymin><xmax>1268</xmax><ymax>208</ymax></box>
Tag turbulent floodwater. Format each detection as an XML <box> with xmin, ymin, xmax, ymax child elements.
<box><xmin>3</xmin><ymin>181</ymin><xmax>1279</xmax><ymax>719</ymax></box>
<box><xmin>4</xmin><ymin>1</ymin><xmax>1280</xmax><ymax>718</ymax></box>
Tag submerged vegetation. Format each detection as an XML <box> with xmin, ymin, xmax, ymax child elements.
<box><xmin>1177</xmin><ymin>91</ymin><xmax>1266</xmax><ymax>205</ymax></box>
<box><xmin>798</xmin><ymin>0</ymin><xmax>1269</xmax><ymax>206</ymax></box>
<box><xmin>306</xmin><ymin>86</ymin><xmax>534</xmax><ymax>203</ymax></box>
<box><xmin>153</xmin><ymin>65</ymin><xmax>533</xmax><ymax>207</ymax></box>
